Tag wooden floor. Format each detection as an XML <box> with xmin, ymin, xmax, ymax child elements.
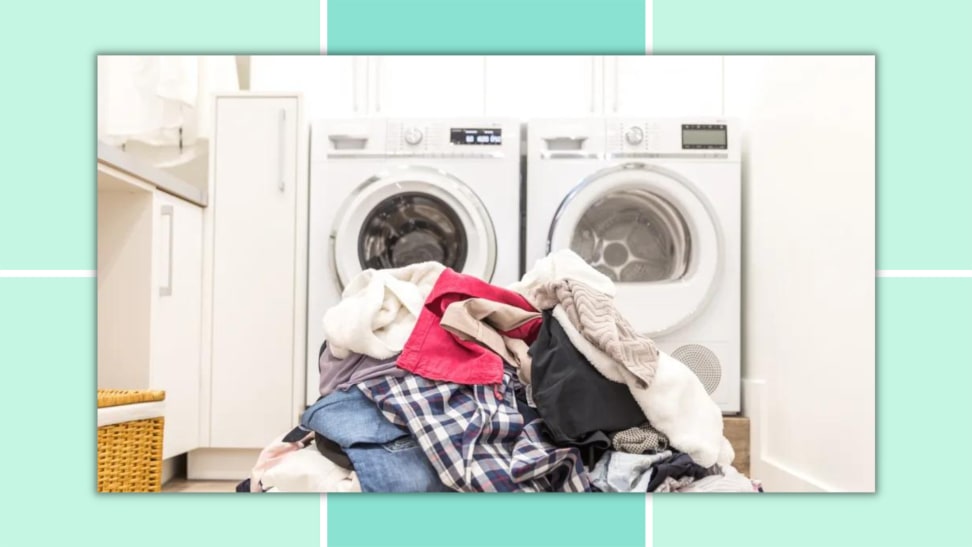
<box><xmin>724</xmin><ymin>416</ymin><xmax>751</xmax><ymax>477</ymax></box>
<box><xmin>162</xmin><ymin>479</ymin><xmax>238</xmax><ymax>493</ymax></box>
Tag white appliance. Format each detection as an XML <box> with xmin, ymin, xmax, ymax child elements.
<box><xmin>526</xmin><ymin>118</ymin><xmax>741</xmax><ymax>413</ymax></box>
<box><xmin>306</xmin><ymin>117</ymin><xmax>521</xmax><ymax>405</ymax></box>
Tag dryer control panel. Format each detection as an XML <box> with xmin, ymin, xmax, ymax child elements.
<box><xmin>606</xmin><ymin>118</ymin><xmax>740</xmax><ymax>160</ymax></box>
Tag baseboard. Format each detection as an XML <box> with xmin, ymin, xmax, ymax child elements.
<box><xmin>742</xmin><ymin>378</ymin><xmax>839</xmax><ymax>492</ymax></box>
<box><xmin>187</xmin><ymin>448</ymin><xmax>261</xmax><ymax>481</ymax></box>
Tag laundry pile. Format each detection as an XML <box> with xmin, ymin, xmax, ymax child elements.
<box><xmin>236</xmin><ymin>250</ymin><xmax>762</xmax><ymax>494</ymax></box>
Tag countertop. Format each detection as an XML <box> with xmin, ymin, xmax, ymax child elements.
<box><xmin>97</xmin><ymin>142</ymin><xmax>208</xmax><ymax>207</ymax></box>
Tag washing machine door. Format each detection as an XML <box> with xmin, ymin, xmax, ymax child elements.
<box><xmin>548</xmin><ymin>163</ymin><xmax>722</xmax><ymax>336</ymax></box>
<box><xmin>331</xmin><ymin>165</ymin><xmax>497</xmax><ymax>289</ymax></box>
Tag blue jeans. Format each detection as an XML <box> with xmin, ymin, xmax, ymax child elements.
<box><xmin>301</xmin><ymin>388</ymin><xmax>450</xmax><ymax>493</ymax></box>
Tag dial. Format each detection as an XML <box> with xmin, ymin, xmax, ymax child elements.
<box><xmin>403</xmin><ymin>127</ymin><xmax>424</xmax><ymax>145</ymax></box>
<box><xmin>624</xmin><ymin>126</ymin><xmax>644</xmax><ymax>145</ymax></box>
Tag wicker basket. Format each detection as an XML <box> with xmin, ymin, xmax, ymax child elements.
<box><xmin>97</xmin><ymin>389</ymin><xmax>166</xmax><ymax>493</ymax></box>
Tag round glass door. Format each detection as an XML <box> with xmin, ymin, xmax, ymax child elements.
<box><xmin>331</xmin><ymin>166</ymin><xmax>496</xmax><ymax>289</ymax></box>
<box><xmin>549</xmin><ymin>163</ymin><xmax>722</xmax><ymax>335</ymax></box>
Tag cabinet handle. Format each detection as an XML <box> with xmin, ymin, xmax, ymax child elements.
<box><xmin>277</xmin><ymin>108</ymin><xmax>287</xmax><ymax>193</ymax></box>
<box><xmin>613</xmin><ymin>57</ymin><xmax>620</xmax><ymax>113</ymax></box>
<box><xmin>374</xmin><ymin>57</ymin><xmax>381</xmax><ymax>114</ymax></box>
<box><xmin>590</xmin><ymin>57</ymin><xmax>596</xmax><ymax>113</ymax></box>
<box><xmin>352</xmin><ymin>57</ymin><xmax>359</xmax><ymax>113</ymax></box>
<box><xmin>159</xmin><ymin>205</ymin><xmax>174</xmax><ymax>297</ymax></box>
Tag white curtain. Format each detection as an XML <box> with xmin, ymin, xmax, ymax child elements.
<box><xmin>98</xmin><ymin>55</ymin><xmax>239</xmax><ymax>167</ymax></box>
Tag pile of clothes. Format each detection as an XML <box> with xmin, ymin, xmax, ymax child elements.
<box><xmin>236</xmin><ymin>250</ymin><xmax>763</xmax><ymax>494</ymax></box>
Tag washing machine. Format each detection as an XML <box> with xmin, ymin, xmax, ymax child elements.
<box><xmin>526</xmin><ymin>118</ymin><xmax>741</xmax><ymax>413</ymax></box>
<box><xmin>306</xmin><ymin>117</ymin><xmax>521</xmax><ymax>405</ymax></box>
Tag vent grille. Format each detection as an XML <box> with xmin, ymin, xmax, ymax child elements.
<box><xmin>672</xmin><ymin>344</ymin><xmax>721</xmax><ymax>394</ymax></box>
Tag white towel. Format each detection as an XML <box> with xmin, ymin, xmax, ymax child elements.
<box><xmin>323</xmin><ymin>262</ymin><xmax>446</xmax><ymax>359</ymax></box>
<box><xmin>550</xmin><ymin>306</ymin><xmax>732</xmax><ymax>468</ymax></box>
<box><xmin>510</xmin><ymin>249</ymin><xmax>616</xmax><ymax>304</ymax></box>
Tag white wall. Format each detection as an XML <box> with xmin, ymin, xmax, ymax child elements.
<box><xmin>725</xmin><ymin>56</ymin><xmax>876</xmax><ymax>492</ymax></box>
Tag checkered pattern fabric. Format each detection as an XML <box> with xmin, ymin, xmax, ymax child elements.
<box><xmin>358</xmin><ymin>370</ymin><xmax>590</xmax><ymax>492</ymax></box>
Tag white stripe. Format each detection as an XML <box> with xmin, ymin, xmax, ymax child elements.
<box><xmin>0</xmin><ymin>270</ymin><xmax>95</xmax><ymax>278</ymax></box>
<box><xmin>319</xmin><ymin>493</ymin><xmax>328</xmax><ymax>546</ymax></box>
<box><xmin>318</xmin><ymin>23</ymin><xmax>329</xmax><ymax>547</ymax></box>
<box><xmin>319</xmin><ymin>0</ymin><xmax>328</xmax><ymax>53</ymax></box>
<box><xmin>644</xmin><ymin>493</ymin><xmax>653</xmax><ymax>547</ymax></box>
<box><xmin>645</xmin><ymin>2</ymin><xmax>654</xmax><ymax>545</ymax></box>
<box><xmin>644</xmin><ymin>0</ymin><xmax>653</xmax><ymax>53</ymax></box>
<box><xmin>877</xmin><ymin>270</ymin><xmax>972</xmax><ymax>278</ymax></box>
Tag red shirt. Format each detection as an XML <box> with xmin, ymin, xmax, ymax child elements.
<box><xmin>396</xmin><ymin>269</ymin><xmax>541</xmax><ymax>385</ymax></box>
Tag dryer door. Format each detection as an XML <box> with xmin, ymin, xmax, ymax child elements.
<box><xmin>331</xmin><ymin>165</ymin><xmax>497</xmax><ymax>289</ymax></box>
<box><xmin>548</xmin><ymin>163</ymin><xmax>722</xmax><ymax>336</ymax></box>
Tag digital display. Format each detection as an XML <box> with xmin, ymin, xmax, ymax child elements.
<box><xmin>450</xmin><ymin>128</ymin><xmax>502</xmax><ymax>146</ymax></box>
<box><xmin>682</xmin><ymin>124</ymin><xmax>728</xmax><ymax>149</ymax></box>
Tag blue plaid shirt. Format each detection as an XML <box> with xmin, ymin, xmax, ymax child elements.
<box><xmin>358</xmin><ymin>370</ymin><xmax>591</xmax><ymax>493</ymax></box>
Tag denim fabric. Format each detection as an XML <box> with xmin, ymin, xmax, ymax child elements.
<box><xmin>301</xmin><ymin>388</ymin><xmax>449</xmax><ymax>493</ymax></box>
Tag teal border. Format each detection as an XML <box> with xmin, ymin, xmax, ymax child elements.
<box><xmin>0</xmin><ymin>1</ymin><xmax>322</xmax><ymax>545</ymax></box>
<box><xmin>326</xmin><ymin>2</ymin><xmax>647</xmax><ymax>547</ymax></box>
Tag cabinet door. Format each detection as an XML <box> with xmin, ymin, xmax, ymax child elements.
<box><xmin>485</xmin><ymin>56</ymin><xmax>601</xmax><ymax>117</ymax></box>
<box><xmin>374</xmin><ymin>56</ymin><xmax>485</xmax><ymax>116</ymax></box>
<box><xmin>150</xmin><ymin>191</ymin><xmax>203</xmax><ymax>459</ymax></box>
<box><xmin>609</xmin><ymin>56</ymin><xmax>724</xmax><ymax>116</ymax></box>
<box><xmin>250</xmin><ymin>56</ymin><xmax>361</xmax><ymax>119</ymax></box>
<box><xmin>210</xmin><ymin>96</ymin><xmax>298</xmax><ymax>448</ymax></box>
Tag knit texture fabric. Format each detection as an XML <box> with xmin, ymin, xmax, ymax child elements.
<box><xmin>611</xmin><ymin>423</ymin><xmax>670</xmax><ymax>454</ymax></box>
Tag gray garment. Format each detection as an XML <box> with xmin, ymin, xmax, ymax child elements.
<box><xmin>611</xmin><ymin>423</ymin><xmax>670</xmax><ymax>454</ymax></box>
<box><xmin>590</xmin><ymin>450</ymin><xmax>672</xmax><ymax>493</ymax></box>
<box><xmin>319</xmin><ymin>345</ymin><xmax>408</xmax><ymax>398</ymax></box>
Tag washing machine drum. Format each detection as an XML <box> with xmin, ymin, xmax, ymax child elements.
<box><xmin>332</xmin><ymin>166</ymin><xmax>497</xmax><ymax>289</ymax></box>
<box><xmin>358</xmin><ymin>192</ymin><xmax>468</xmax><ymax>271</ymax></box>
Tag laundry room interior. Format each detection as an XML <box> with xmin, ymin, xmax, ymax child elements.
<box><xmin>96</xmin><ymin>55</ymin><xmax>875</xmax><ymax>495</ymax></box>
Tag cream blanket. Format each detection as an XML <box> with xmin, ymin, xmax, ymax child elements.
<box><xmin>322</xmin><ymin>262</ymin><xmax>446</xmax><ymax>359</ymax></box>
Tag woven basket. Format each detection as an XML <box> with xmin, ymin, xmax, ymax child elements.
<box><xmin>97</xmin><ymin>389</ymin><xmax>166</xmax><ymax>493</ymax></box>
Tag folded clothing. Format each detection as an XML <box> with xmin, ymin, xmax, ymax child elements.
<box><xmin>359</xmin><ymin>369</ymin><xmax>591</xmax><ymax>492</ymax></box>
<box><xmin>301</xmin><ymin>388</ymin><xmax>449</xmax><ymax>493</ymax></box>
<box><xmin>397</xmin><ymin>268</ymin><xmax>541</xmax><ymax>385</ymax></box>
<box><xmin>529</xmin><ymin>309</ymin><xmax>646</xmax><ymax>444</ymax></box>
<box><xmin>322</xmin><ymin>261</ymin><xmax>445</xmax><ymax>359</ymax></box>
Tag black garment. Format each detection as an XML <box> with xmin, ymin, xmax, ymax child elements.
<box><xmin>315</xmin><ymin>433</ymin><xmax>354</xmax><ymax>470</ymax></box>
<box><xmin>646</xmin><ymin>452</ymin><xmax>722</xmax><ymax>492</ymax></box>
<box><xmin>235</xmin><ymin>478</ymin><xmax>253</xmax><ymax>492</ymax></box>
<box><xmin>529</xmin><ymin>310</ymin><xmax>646</xmax><ymax>445</ymax></box>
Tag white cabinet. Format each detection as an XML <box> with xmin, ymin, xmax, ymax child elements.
<box><xmin>485</xmin><ymin>56</ymin><xmax>603</xmax><ymax>117</ymax></box>
<box><xmin>150</xmin><ymin>191</ymin><xmax>203</xmax><ymax>458</ymax></box>
<box><xmin>250</xmin><ymin>55</ymin><xmax>362</xmax><ymax>119</ymax></box>
<box><xmin>97</xmin><ymin>163</ymin><xmax>203</xmax><ymax>461</ymax></box>
<box><xmin>206</xmin><ymin>95</ymin><xmax>304</xmax><ymax>449</ymax></box>
<box><xmin>606</xmin><ymin>55</ymin><xmax>724</xmax><ymax>116</ymax></box>
<box><xmin>373</xmin><ymin>56</ymin><xmax>486</xmax><ymax>116</ymax></box>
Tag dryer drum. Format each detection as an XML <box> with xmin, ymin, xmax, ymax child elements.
<box><xmin>570</xmin><ymin>187</ymin><xmax>692</xmax><ymax>283</ymax></box>
<box><xmin>357</xmin><ymin>191</ymin><xmax>469</xmax><ymax>272</ymax></box>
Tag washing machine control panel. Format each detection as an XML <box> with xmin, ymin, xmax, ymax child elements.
<box><xmin>386</xmin><ymin>121</ymin><xmax>509</xmax><ymax>158</ymax></box>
